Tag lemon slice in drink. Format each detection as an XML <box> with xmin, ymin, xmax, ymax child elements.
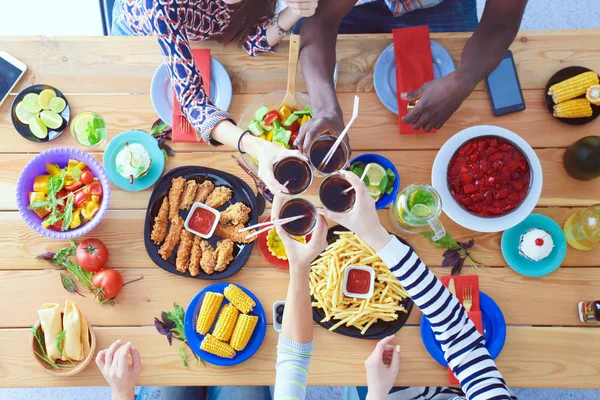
<box><xmin>367</xmin><ymin>185</ymin><xmax>382</xmax><ymax>198</ymax></box>
<box><xmin>29</xmin><ymin>116</ymin><xmax>48</xmax><ymax>139</ymax></box>
<box><xmin>411</xmin><ymin>204</ymin><xmax>432</xmax><ymax>218</ymax></box>
<box><xmin>365</xmin><ymin>163</ymin><xmax>387</xmax><ymax>186</ymax></box>
<box><xmin>40</xmin><ymin>110</ymin><xmax>63</xmax><ymax>130</ymax></box>
<box><xmin>49</xmin><ymin>97</ymin><xmax>66</xmax><ymax>113</ymax></box>
<box><xmin>74</xmin><ymin>113</ymin><xmax>95</xmax><ymax>145</ymax></box>
<box><xmin>15</xmin><ymin>102</ymin><xmax>36</xmax><ymax>124</ymax></box>
<box><xmin>39</xmin><ymin>89</ymin><xmax>57</xmax><ymax>110</ymax></box>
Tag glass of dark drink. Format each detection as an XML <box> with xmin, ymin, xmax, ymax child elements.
<box><xmin>274</xmin><ymin>157</ymin><xmax>313</xmax><ymax>195</ymax></box>
<box><xmin>319</xmin><ymin>173</ymin><xmax>356</xmax><ymax>213</ymax></box>
<box><xmin>308</xmin><ymin>134</ymin><xmax>350</xmax><ymax>176</ymax></box>
<box><xmin>278</xmin><ymin>198</ymin><xmax>318</xmax><ymax>237</ymax></box>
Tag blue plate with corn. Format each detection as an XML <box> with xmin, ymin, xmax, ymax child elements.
<box><xmin>184</xmin><ymin>282</ymin><xmax>267</xmax><ymax>366</ymax></box>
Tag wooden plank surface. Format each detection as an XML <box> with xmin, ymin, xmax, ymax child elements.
<box><xmin>1</xmin><ymin>266</ymin><xmax>597</xmax><ymax>329</ymax></box>
<box><xmin>2</xmin><ymin>326</ymin><xmax>599</xmax><ymax>388</ymax></box>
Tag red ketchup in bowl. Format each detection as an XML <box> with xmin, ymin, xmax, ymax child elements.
<box><xmin>188</xmin><ymin>207</ymin><xmax>217</xmax><ymax>235</ymax></box>
<box><xmin>346</xmin><ymin>269</ymin><xmax>371</xmax><ymax>295</ymax></box>
<box><xmin>447</xmin><ymin>136</ymin><xmax>531</xmax><ymax>217</ymax></box>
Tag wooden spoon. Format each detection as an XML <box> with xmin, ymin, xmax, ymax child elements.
<box><xmin>280</xmin><ymin>34</ymin><xmax>301</xmax><ymax>110</ymax></box>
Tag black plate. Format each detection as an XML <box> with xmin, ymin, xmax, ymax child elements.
<box><xmin>11</xmin><ymin>84</ymin><xmax>71</xmax><ymax>142</ymax></box>
<box><xmin>311</xmin><ymin>225</ymin><xmax>414</xmax><ymax>340</ymax></box>
<box><xmin>144</xmin><ymin>166</ymin><xmax>258</xmax><ymax>280</ymax></box>
<box><xmin>544</xmin><ymin>66</ymin><xmax>600</xmax><ymax>125</ymax></box>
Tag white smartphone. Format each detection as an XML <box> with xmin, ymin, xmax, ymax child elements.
<box><xmin>0</xmin><ymin>51</ymin><xmax>27</xmax><ymax>107</ymax></box>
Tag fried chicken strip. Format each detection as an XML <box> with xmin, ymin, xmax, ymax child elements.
<box><xmin>158</xmin><ymin>215</ymin><xmax>185</xmax><ymax>260</ymax></box>
<box><xmin>151</xmin><ymin>197</ymin><xmax>169</xmax><ymax>245</ymax></box>
<box><xmin>179</xmin><ymin>180</ymin><xmax>198</xmax><ymax>210</ymax></box>
<box><xmin>214</xmin><ymin>222</ymin><xmax>257</xmax><ymax>244</ymax></box>
<box><xmin>175</xmin><ymin>230</ymin><xmax>194</xmax><ymax>273</ymax></box>
<box><xmin>205</xmin><ymin>186</ymin><xmax>233</xmax><ymax>209</ymax></box>
<box><xmin>215</xmin><ymin>239</ymin><xmax>235</xmax><ymax>272</ymax></box>
<box><xmin>168</xmin><ymin>177</ymin><xmax>186</xmax><ymax>220</ymax></box>
<box><xmin>220</xmin><ymin>202</ymin><xmax>251</xmax><ymax>226</ymax></box>
<box><xmin>188</xmin><ymin>236</ymin><xmax>202</xmax><ymax>277</ymax></box>
<box><xmin>200</xmin><ymin>240</ymin><xmax>217</xmax><ymax>275</ymax></box>
<box><xmin>195</xmin><ymin>180</ymin><xmax>215</xmax><ymax>203</ymax></box>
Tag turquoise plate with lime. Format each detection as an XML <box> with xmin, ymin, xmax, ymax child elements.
<box><xmin>103</xmin><ymin>130</ymin><xmax>165</xmax><ymax>192</ymax></box>
<box><xmin>501</xmin><ymin>213</ymin><xmax>567</xmax><ymax>277</ymax></box>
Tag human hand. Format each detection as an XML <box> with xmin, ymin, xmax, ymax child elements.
<box><xmin>365</xmin><ymin>335</ymin><xmax>401</xmax><ymax>400</ymax></box>
<box><xmin>272</xmin><ymin>195</ymin><xmax>328</xmax><ymax>277</ymax></box>
<box><xmin>255</xmin><ymin>140</ymin><xmax>308</xmax><ymax>195</ymax></box>
<box><xmin>319</xmin><ymin>171</ymin><xmax>391</xmax><ymax>252</ymax></box>
<box><xmin>96</xmin><ymin>340</ymin><xmax>141</xmax><ymax>400</ymax></box>
<box><xmin>294</xmin><ymin>114</ymin><xmax>346</xmax><ymax>155</ymax></box>
<box><xmin>284</xmin><ymin>0</ymin><xmax>319</xmax><ymax>17</ymax></box>
<box><xmin>401</xmin><ymin>71</ymin><xmax>475</xmax><ymax>132</ymax></box>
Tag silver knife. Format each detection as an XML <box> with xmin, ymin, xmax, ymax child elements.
<box><xmin>448</xmin><ymin>278</ymin><xmax>456</xmax><ymax>297</ymax></box>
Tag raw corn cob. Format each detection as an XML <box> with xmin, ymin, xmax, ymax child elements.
<box><xmin>212</xmin><ymin>304</ymin><xmax>239</xmax><ymax>342</ymax></box>
<box><xmin>587</xmin><ymin>85</ymin><xmax>600</xmax><ymax>106</ymax></box>
<box><xmin>553</xmin><ymin>98</ymin><xmax>593</xmax><ymax>118</ymax></box>
<box><xmin>201</xmin><ymin>334</ymin><xmax>236</xmax><ymax>358</ymax></box>
<box><xmin>196</xmin><ymin>292</ymin><xmax>224</xmax><ymax>334</ymax></box>
<box><xmin>230</xmin><ymin>314</ymin><xmax>259</xmax><ymax>351</ymax></box>
<box><xmin>224</xmin><ymin>284</ymin><xmax>255</xmax><ymax>314</ymax></box>
<box><xmin>548</xmin><ymin>71</ymin><xmax>599</xmax><ymax>104</ymax></box>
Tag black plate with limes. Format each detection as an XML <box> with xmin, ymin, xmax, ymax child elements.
<box><xmin>11</xmin><ymin>84</ymin><xmax>70</xmax><ymax>142</ymax></box>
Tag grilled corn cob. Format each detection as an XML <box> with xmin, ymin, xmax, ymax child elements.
<box><xmin>230</xmin><ymin>314</ymin><xmax>259</xmax><ymax>351</ymax></box>
<box><xmin>586</xmin><ymin>85</ymin><xmax>600</xmax><ymax>106</ymax></box>
<box><xmin>548</xmin><ymin>71</ymin><xmax>599</xmax><ymax>104</ymax></box>
<box><xmin>553</xmin><ymin>98</ymin><xmax>593</xmax><ymax>118</ymax></box>
<box><xmin>196</xmin><ymin>292</ymin><xmax>224</xmax><ymax>334</ymax></box>
<box><xmin>201</xmin><ymin>334</ymin><xmax>236</xmax><ymax>358</ymax></box>
<box><xmin>224</xmin><ymin>284</ymin><xmax>255</xmax><ymax>314</ymax></box>
<box><xmin>213</xmin><ymin>304</ymin><xmax>239</xmax><ymax>342</ymax></box>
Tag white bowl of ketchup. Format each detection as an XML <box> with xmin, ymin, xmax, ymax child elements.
<box><xmin>184</xmin><ymin>202</ymin><xmax>220</xmax><ymax>238</ymax></box>
<box><xmin>343</xmin><ymin>266</ymin><xmax>375</xmax><ymax>299</ymax></box>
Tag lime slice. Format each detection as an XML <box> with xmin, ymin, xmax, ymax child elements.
<box><xmin>39</xmin><ymin>89</ymin><xmax>56</xmax><ymax>109</ymax></box>
<box><xmin>49</xmin><ymin>97</ymin><xmax>66</xmax><ymax>113</ymax></box>
<box><xmin>367</xmin><ymin>185</ymin><xmax>382</xmax><ymax>198</ymax></box>
<box><xmin>15</xmin><ymin>102</ymin><xmax>36</xmax><ymax>124</ymax></box>
<box><xmin>130</xmin><ymin>153</ymin><xmax>143</xmax><ymax>168</ymax></box>
<box><xmin>23</xmin><ymin>99</ymin><xmax>42</xmax><ymax>114</ymax></box>
<box><xmin>365</xmin><ymin>163</ymin><xmax>387</xmax><ymax>186</ymax></box>
<box><xmin>122</xmin><ymin>149</ymin><xmax>132</xmax><ymax>165</ymax></box>
<box><xmin>29</xmin><ymin>116</ymin><xmax>48</xmax><ymax>139</ymax></box>
<box><xmin>40</xmin><ymin>110</ymin><xmax>63</xmax><ymax>130</ymax></box>
<box><xmin>411</xmin><ymin>203</ymin><xmax>432</xmax><ymax>218</ymax></box>
<box><xmin>74</xmin><ymin>113</ymin><xmax>95</xmax><ymax>145</ymax></box>
<box><xmin>23</xmin><ymin>93</ymin><xmax>39</xmax><ymax>104</ymax></box>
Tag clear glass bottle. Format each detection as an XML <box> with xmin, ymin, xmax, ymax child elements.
<box><xmin>563</xmin><ymin>204</ymin><xmax>600</xmax><ymax>251</ymax></box>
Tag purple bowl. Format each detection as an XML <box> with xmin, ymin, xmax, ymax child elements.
<box><xmin>16</xmin><ymin>147</ymin><xmax>111</xmax><ymax>239</ymax></box>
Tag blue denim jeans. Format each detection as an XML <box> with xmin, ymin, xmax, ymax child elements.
<box><xmin>136</xmin><ymin>385</ymin><xmax>272</xmax><ymax>400</ymax></box>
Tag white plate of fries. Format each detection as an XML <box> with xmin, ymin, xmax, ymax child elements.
<box><xmin>310</xmin><ymin>226</ymin><xmax>413</xmax><ymax>339</ymax></box>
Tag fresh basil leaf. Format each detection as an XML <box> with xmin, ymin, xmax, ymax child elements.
<box><xmin>379</xmin><ymin>175</ymin><xmax>388</xmax><ymax>193</ymax></box>
<box><xmin>60</xmin><ymin>273</ymin><xmax>78</xmax><ymax>293</ymax></box>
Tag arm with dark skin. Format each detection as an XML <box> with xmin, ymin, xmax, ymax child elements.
<box><xmin>294</xmin><ymin>0</ymin><xmax>356</xmax><ymax>153</ymax></box>
<box><xmin>403</xmin><ymin>0</ymin><xmax>528</xmax><ymax>132</ymax></box>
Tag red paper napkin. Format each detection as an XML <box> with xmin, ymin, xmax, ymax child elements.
<box><xmin>393</xmin><ymin>26</ymin><xmax>435</xmax><ymax>134</ymax></box>
<box><xmin>172</xmin><ymin>48</ymin><xmax>211</xmax><ymax>143</ymax></box>
<box><xmin>440</xmin><ymin>275</ymin><xmax>482</xmax><ymax>384</ymax></box>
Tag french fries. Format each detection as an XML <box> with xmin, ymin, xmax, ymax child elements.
<box><xmin>310</xmin><ymin>232</ymin><xmax>410</xmax><ymax>335</ymax></box>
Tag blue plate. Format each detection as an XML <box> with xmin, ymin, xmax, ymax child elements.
<box><xmin>103</xmin><ymin>130</ymin><xmax>165</xmax><ymax>192</ymax></box>
<box><xmin>348</xmin><ymin>154</ymin><xmax>400</xmax><ymax>210</ymax></box>
<box><xmin>374</xmin><ymin>40</ymin><xmax>456</xmax><ymax>115</ymax></box>
<box><xmin>420</xmin><ymin>292</ymin><xmax>506</xmax><ymax>367</ymax></box>
<box><xmin>150</xmin><ymin>58</ymin><xmax>233</xmax><ymax>126</ymax></box>
<box><xmin>501</xmin><ymin>213</ymin><xmax>567</xmax><ymax>277</ymax></box>
<box><xmin>184</xmin><ymin>282</ymin><xmax>267</xmax><ymax>367</ymax></box>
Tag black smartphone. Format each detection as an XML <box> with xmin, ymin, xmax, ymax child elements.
<box><xmin>485</xmin><ymin>50</ymin><xmax>526</xmax><ymax>116</ymax></box>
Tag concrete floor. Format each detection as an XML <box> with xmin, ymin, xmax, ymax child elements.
<box><xmin>1</xmin><ymin>0</ymin><xmax>599</xmax><ymax>399</ymax></box>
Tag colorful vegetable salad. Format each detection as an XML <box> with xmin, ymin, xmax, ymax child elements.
<box><xmin>245</xmin><ymin>105</ymin><xmax>312</xmax><ymax>148</ymax></box>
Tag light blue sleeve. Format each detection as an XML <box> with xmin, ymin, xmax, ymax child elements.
<box><xmin>273</xmin><ymin>335</ymin><xmax>314</xmax><ymax>400</ymax></box>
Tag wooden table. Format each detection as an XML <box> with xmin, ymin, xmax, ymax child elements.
<box><xmin>1</xmin><ymin>31</ymin><xmax>599</xmax><ymax>389</ymax></box>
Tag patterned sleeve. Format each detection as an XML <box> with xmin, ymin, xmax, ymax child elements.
<box><xmin>142</xmin><ymin>0</ymin><xmax>231</xmax><ymax>145</ymax></box>
<box><xmin>243</xmin><ymin>18</ymin><xmax>278</xmax><ymax>56</ymax></box>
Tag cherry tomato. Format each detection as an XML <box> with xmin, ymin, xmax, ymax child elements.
<box><xmin>92</xmin><ymin>268</ymin><xmax>123</xmax><ymax>300</ymax></box>
<box><xmin>81</xmin><ymin>170</ymin><xmax>94</xmax><ymax>185</ymax></box>
<box><xmin>50</xmin><ymin>220</ymin><xmax>63</xmax><ymax>231</ymax></box>
<box><xmin>86</xmin><ymin>181</ymin><xmax>103</xmax><ymax>196</ymax></box>
<box><xmin>289</xmin><ymin>131</ymin><xmax>299</xmax><ymax>146</ymax></box>
<box><xmin>56</xmin><ymin>189</ymin><xmax>68</xmax><ymax>199</ymax></box>
<box><xmin>64</xmin><ymin>181</ymin><xmax>83</xmax><ymax>192</ymax></box>
<box><xmin>74</xmin><ymin>191</ymin><xmax>90</xmax><ymax>208</ymax></box>
<box><xmin>263</xmin><ymin>110</ymin><xmax>279</xmax><ymax>126</ymax></box>
<box><xmin>288</xmin><ymin>121</ymin><xmax>300</xmax><ymax>132</ymax></box>
<box><xmin>76</xmin><ymin>239</ymin><xmax>109</xmax><ymax>272</ymax></box>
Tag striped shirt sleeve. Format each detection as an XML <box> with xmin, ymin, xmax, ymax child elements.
<box><xmin>378</xmin><ymin>236</ymin><xmax>513</xmax><ymax>400</ymax></box>
<box><xmin>274</xmin><ymin>335</ymin><xmax>313</xmax><ymax>400</ymax></box>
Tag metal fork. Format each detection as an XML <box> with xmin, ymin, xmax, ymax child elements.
<box><xmin>463</xmin><ymin>285</ymin><xmax>473</xmax><ymax>312</ymax></box>
<box><xmin>180</xmin><ymin>118</ymin><xmax>192</xmax><ymax>133</ymax></box>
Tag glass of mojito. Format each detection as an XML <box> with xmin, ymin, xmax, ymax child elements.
<box><xmin>70</xmin><ymin>111</ymin><xmax>107</xmax><ymax>148</ymax></box>
<box><xmin>390</xmin><ymin>184</ymin><xmax>446</xmax><ymax>240</ymax></box>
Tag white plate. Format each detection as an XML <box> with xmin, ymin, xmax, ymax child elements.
<box><xmin>431</xmin><ymin>126</ymin><xmax>543</xmax><ymax>233</ymax></box>
<box><xmin>150</xmin><ymin>58</ymin><xmax>233</xmax><ymax>126</ymax></box>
